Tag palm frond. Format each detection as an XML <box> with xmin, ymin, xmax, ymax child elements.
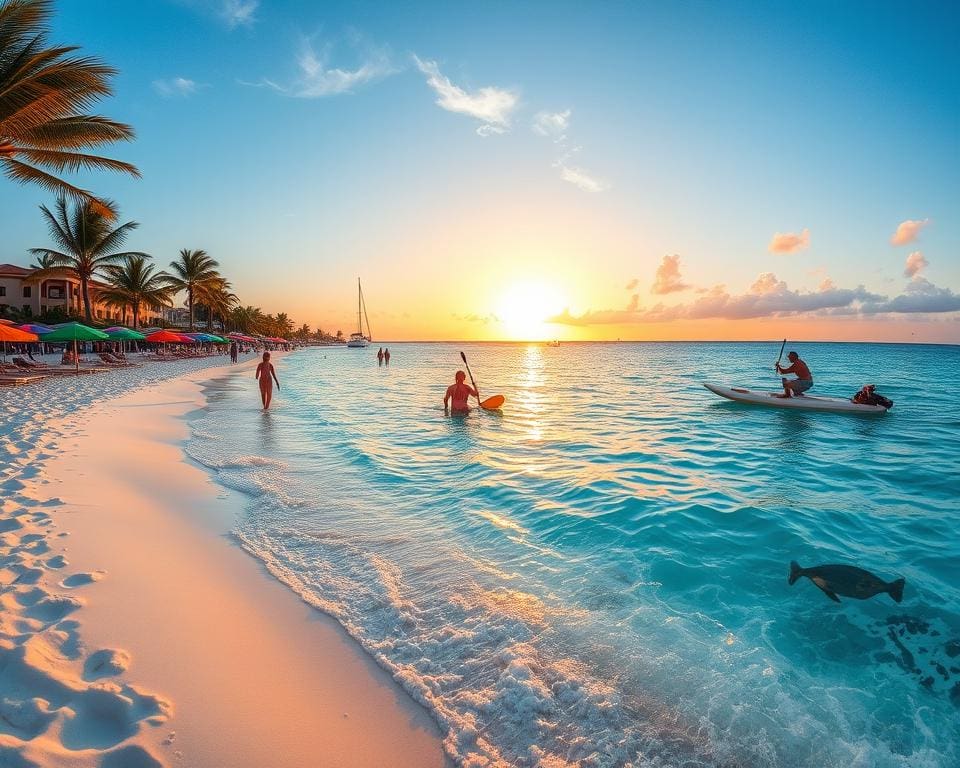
<box><xmin>15</xmin><ymin>147</ymin><xmax>140</xmax><ymax>176</ymax></box>
<box><xmin>18</xmin><ymin>115</ymin><xmax>134</xmax><ymax>148</ymax></box>
<box><xmin>3</xmin><ymin>157</ymin><xmax>115</xmax><ymax>216</ymax></box>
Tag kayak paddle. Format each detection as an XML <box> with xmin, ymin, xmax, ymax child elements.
<box><xmin>459</xmin><ymin>351</ymin><xmax>505</xmax><ymax>410</ymax></box>
<box><xmin>774</xmin><ymin>338</ymin><xmax>786</xmax><ymax>373</ymax></box>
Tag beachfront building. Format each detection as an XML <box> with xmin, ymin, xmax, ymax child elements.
<box><xmin>0</xmin><ymin>263</ymin><xmax>164</xmax><ymax>326</ymax></box>
<box><xmin>163</xmin><ymin>307</ymin><xmax>191</xmax><ymax>328</ymax></box>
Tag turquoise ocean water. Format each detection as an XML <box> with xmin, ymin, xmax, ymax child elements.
<box><xmin>185</xmin><ymin>342</ymin><xmax>960</xmax><ymax>767</ymax></box>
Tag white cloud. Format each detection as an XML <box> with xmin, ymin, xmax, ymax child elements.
<box><xmin>412</xmin><ymin>55</ymin><xmax>518</xmax><ymax>135</ymax></box>
<box><xmin>152</xmin><ymin>77</ymin><xmax>201</xmax><ymax>98</ymax></box>
<box><xmin>532</xmin><ymin>110</ymin><xmax>570</xmax><ymax>139</ymax></box>
<box><xmin>768</xmin><ymin>228</ymin><xmax>810</xmax><ymax>254</ymax></box>
<box><xmin>890</xmin><ymin>218</ymin><xmax>930</xmax><ymax>246</ymax></box>
<box><xmin>546</xmin><ymin>273</ymin><xmax>943</xmax><ymax>325</ymax></box>
<box><xmin>558</xmin><ymin>162</ymin><xmax>606</xmax><ymax>192</ymax></box>
<box><xmin>651</xmin><ymin>254</ymin><xmax>691</xmax><ymax>295</ymax></box>
<box><xmin>245</xmin><ymin>37</ymin><xmax>394</xmax><ymax>98</ymax></box>
<box><xmin>864</xmin><ymin>277</ymin><xmax>960</xmax><ymax>314</ymax></box>
<box><xmin>904</xmin><ymin>251</ymin><xmax>929</xmax><ymax>278</ymax></box>
<box><xmin>222</xmin><ymin>0</ymin><xmax>258</xmax><ymax>28</ymax></box>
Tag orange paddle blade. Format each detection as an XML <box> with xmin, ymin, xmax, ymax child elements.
<box><xmin>480</xmin><ymin>395</ymin><xmax>505</xmax><ymax>410</ymax></box>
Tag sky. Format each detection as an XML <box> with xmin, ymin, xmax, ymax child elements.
<box><xmin>2</xmin><ymin>0</ymin><xmax>958</xmax><ymax>342</ymax></box>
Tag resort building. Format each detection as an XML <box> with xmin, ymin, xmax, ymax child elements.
<box><xmin>0</xmin><ymin>263</ymin><xmax>164</xmax><ymax>326</ymax></box>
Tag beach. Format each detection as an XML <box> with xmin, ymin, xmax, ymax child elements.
<box><xmin>0</xmin><ymin>352</ymin><xmax>446</xmax><ymax>768</ymax></box>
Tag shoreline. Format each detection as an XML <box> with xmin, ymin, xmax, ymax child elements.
<box><xmin>5</xmin><ymin>353</ymin><xmax>447</xmax><ymax>767</ymax></box>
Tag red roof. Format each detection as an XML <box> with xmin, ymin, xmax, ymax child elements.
<box><xmin>0</xmin><ymin>263</ymin><xmax>32</xmax><ymax>277</ymax></box>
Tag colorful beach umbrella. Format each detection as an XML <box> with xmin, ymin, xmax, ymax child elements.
<box><xmin>17</xmin><ymin>323</ymin><xmax>54</xmax><ymax>334</ymax></box>
<box><xmin>0</xmin><ymin>318</ymin><xmax>15</xmax><ymax>325</ymax></box>
<box><xmin>145</xmin><ymin>330</ymin><xmax>185</xmax><ymax>343</ymax></box>
<box><xmin>0</xmin><ymin>324</ymin><xmax>39</xmax><ymax>362</ymax></box>
<box><xmin>104</xmin><ymin>327</ymin><xmax>146</xmax><ymax>340</ymax></box>
<box><xmin>40</xmin><ymin>322</ymin><xmax>110</xmax><ymax>373</ymax></box>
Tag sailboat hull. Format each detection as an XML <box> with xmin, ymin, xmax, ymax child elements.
<box><xmin>346</xmin><ymin>338</ymin><xmax>369</xmax><ymax>348</ymax></box>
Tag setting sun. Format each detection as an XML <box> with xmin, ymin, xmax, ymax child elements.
<box><xmin>495</xmin><ymin>281</ymin><xmax>565</xmax><ymax>340</ymax></box>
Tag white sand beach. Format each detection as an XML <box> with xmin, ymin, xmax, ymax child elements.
<box><xmin>1</xmin><ymin>354</ymin><xmax>448</xmax><ymax>767</ymax></box>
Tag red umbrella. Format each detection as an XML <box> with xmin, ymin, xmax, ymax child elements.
<box><xmin>145</xmin><ymin>330</ymin><xmax>185</xmax><ymax>343</ymax></box>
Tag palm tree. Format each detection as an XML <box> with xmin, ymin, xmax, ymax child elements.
<box><xmin>30</xmin><ymin>195</ymin><xmax>145</xmax><ymax>322</ymax></box>
<box><xmin>165</xmin><ymin>249</ymin><xmax>219</xmax><ymax>331</ymax></box>
<box><xmin>100</xmin><ymin>255</ymin><xmax>173</xmax><ymax>329</ymax></box>
<box><xmin>194</xmin><ymin>276</ymin><xmax>237</xmax><ymax>332</ymax></box>
<box><xmin>274</xmin><ymin>312</ymin><xmax>293</xmax><ymax>337</ymax></box>
<box><xmin>229</xmin><ymin>304</ymin><xmax>267</xmax><ymax>335</ymax></box>
<box><xmin>0</xmin><ymin>0</ymin><xmax>140</xmax><ymax>217</ymax></box>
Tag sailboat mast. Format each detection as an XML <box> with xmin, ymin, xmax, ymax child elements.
<box><xmin>361</xmin><ymin>281</ymin><xmax>372</xmax><ymax>341</ymax></box>
<box><xmin>357</xmin><ymin>278</ymin><xmax>362</xmax><ymax>336</ymax></box>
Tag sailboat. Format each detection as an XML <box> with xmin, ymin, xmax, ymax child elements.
<box><xmin>346</xmin><ymin>278</ymin><xmax>371</xmax><ymax>348</ymax></box>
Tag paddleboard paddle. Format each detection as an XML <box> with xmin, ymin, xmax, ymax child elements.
<box><xmin>459</xmin><ymin>351</ymin><xmax>505</xmax><ymax>410</ymax></box>
<box><xmin>774</xmin><ymin>338</ymin><xmax>786</xmax><ymax>374</ymax></box>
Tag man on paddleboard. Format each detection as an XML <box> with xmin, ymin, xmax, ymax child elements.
<box><xmin>776</xmin><ymin>351</ymin><xmax>813</xmax><ymax>398</ymax></box>
<box><xmin>444</xmin><ymin>370</ymin><xmax>478</xmax><ymax>414</ymax></box>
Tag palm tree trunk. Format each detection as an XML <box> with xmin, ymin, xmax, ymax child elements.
<box><xmin>81</xmin><ymin>277</ymin><xmax>92</xmax><ymax>323</ymax></box>
<box><xmin>188</xmin><ymin>286</ymin><xmax>194</xmax><ymax>331</ymax></box>
<box><xmin>133</xmin><ymin>305</ymin><xmax>139</xmax><ymax>329</ymax></box>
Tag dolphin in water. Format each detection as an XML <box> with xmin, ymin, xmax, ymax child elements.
<box><xmin>789</xmin><ymin>561</ymin><xmax>905</xmax><ymax>603</ymax></box>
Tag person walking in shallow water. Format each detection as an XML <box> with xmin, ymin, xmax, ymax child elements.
<box><xmin>230</xmin><ymin>341</ymin><xmax>238</xmax><ymax>364</ymax></box>
<box><xmin>377</xmin><ymin>347</ymin><xmax>384</xmax><ymax>366</ymax></box>
<box><xmin>255</xmin><ymin>351</ymin><xmax>280</xmax><ymax>410</ymax></box>
<box><xmin>384</xmin><ymin>347</ymin><xmax>391</xmax><ymax>365</ymax></box>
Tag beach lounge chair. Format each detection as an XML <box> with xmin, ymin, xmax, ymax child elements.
<box><xmin>0</xmin><ymin>363</ymin><xmax>47</xmax><ymax>385</ymax></box>
<box><xmin>97</xmin><ymin>352</ymin><xmax>133</xmax><ymax>367</ymax></box>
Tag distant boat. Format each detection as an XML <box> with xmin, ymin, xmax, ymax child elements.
<box><xmin>346</xmin><ymin>278</ymin><xmax>371</xmax><ymax>348</ymax></box>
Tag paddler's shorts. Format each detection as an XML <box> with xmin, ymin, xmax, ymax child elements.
<box><xmin>790</xmin><ymin>379</ymin><xmax>813</xmax><ymax>393</ymax></box>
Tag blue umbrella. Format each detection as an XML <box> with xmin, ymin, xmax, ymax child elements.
<box><xmin>17</xmin><ymin>323</ymin><xmax>54</xmax><ymax>334</ymax></box>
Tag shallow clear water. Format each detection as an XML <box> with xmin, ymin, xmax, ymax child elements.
<box><xmin>185</xmin><ymin>342</ymin><xmax>960</xmax><ymax>767</ymax></box>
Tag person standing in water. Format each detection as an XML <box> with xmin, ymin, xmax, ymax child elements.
<box><xmin>384</xmin><ymin>347</ymin><xmax>391</xmax><ymax>365</ymax></box>
<box><xmin>230</xmin><ymin>340</ymin><xmax>238</xmax><ymax>363</ymax></box>
<box><xmin>444</xmin><ymin>370</ymin><xmax>477</xmax><ymax>414</ymax></box>
<box><xmin>255</xmin><ymin>351</ymin><xmax>281</xmax><ymax>410</ymax></box>
<box><xmin>377</xmin><ymin>347</ymin><xmax>384</xmax><ymax>366</ymax></box>
<box><xmin>775</xmin><ymin>351</ymin><xmax>813</xmax><ymax>398</ymax></box>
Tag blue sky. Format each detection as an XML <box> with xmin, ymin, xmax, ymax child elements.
<box><xmin>2</xmin><ymin>0</ymin><xmax>958</xmax><ymax>340</ymax></box>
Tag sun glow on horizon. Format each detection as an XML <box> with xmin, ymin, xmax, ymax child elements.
<box><xmin>495</xmin><ymin>281</ymin><xmax>566</xmax><ymax>341</ymax></box>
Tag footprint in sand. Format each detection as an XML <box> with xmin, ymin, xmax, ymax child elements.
<box><xmin>24</xmin><ymin>594</ymin><xmax>83</xmax><ymax>623</ymax></box>
<box><xmin>84</xmin><ymin>648</ymin><xmax>131</xmax><ymax>680</ymax></box>
<box><xmin>61</xmin><ymin>571</ymin><xmax>106</xmax><ymax>589</ymax></box>
<box><xmin>45</xmin><ymin>554</ymin><xmax>68</xmax><ymax>569</ymax></box>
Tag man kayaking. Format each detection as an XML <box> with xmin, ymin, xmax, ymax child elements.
<box><xmin>775</xmin><ymin>351</ymin><xmax>813</xmax><ymax>398</ymax></box>
<box><xmin>444</xmin><ymin>370</ymin><xmax>478</xmax><ymax>414</ymax></box>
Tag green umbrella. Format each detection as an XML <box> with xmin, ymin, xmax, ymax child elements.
<box><xmin>40</xmin><ymin>322</ymin><xmax>110</xmax><ymax>374</ymax></box>
<box><xmin>104</xmin><ymin>327</ymin><xmax>146</xmax><ymax>340</ymax></box>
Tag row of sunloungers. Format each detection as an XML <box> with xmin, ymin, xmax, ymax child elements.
<box><xmin>0</xmin><ymin>354</ymin><xmax>134</xmax><ymax>386</ymax></box>
<box><xmin>0</xmin><ymin>348</ymin><xmax>226</xmax><ymax>386</ymax></box>
<box><xmin>146</xmin><ymin>349</ymin><xmax>223</xmax><ymax>361</ymax></box>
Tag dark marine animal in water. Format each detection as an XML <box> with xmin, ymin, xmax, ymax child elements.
<box><xmin>789</xmin><ymin>561</ymin><xmax>905</xmax><ymax>603</ymax></box>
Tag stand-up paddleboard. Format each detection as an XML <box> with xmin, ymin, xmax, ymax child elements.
<box><xmin>703</xmin><ymin>383</ymin><xmax>889</xmax><ymax>414</ymax></box>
